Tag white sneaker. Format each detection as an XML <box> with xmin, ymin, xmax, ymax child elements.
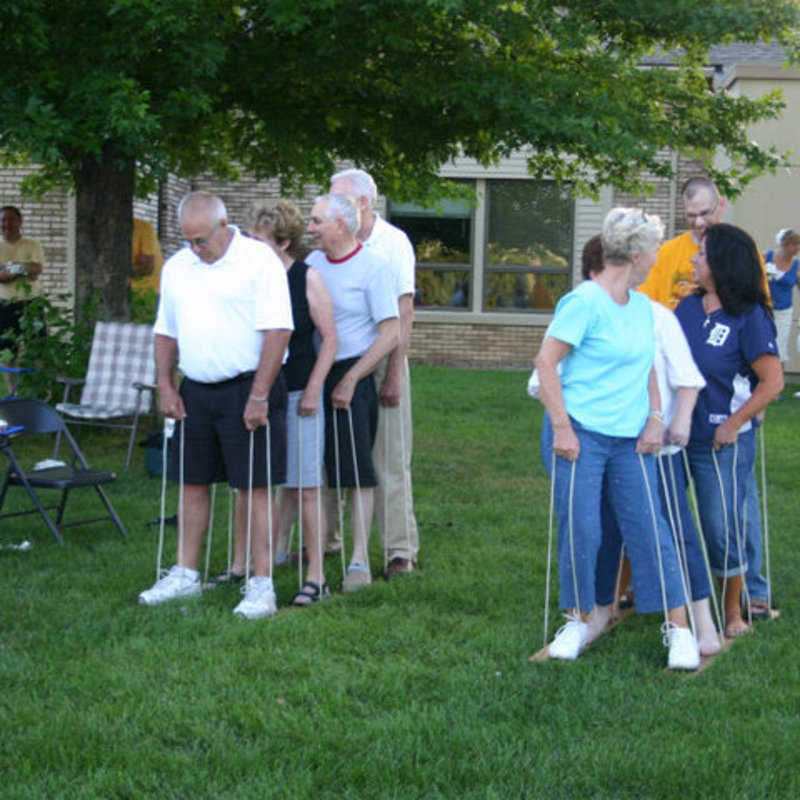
<box><xmin>139</xmin><ymin>565</ymin><xmax>201</xmax><ymax>605</ymax></box>
<box><xmin>548</xmin><ymin>613</ymin><xmax>589</xmax><ymax>660</ymax></box>
<box><xmin>342</xmin><ymin>564</ymin><xmax>372</xmax><ymax>593</ymax></box>
<box><xmin>663</xmin><ymin>623</ymin><xmax>701</xmax><ymax>670</ymax></box>
<box><xmin>233</xmin><ymin>576</ymin><xmax>277</xmax><ymax>619</ymax></box>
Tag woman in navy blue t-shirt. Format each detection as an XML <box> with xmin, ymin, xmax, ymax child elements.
<box><xmin>676</xmin><ymin>223</ymin><xmax>783</xmax><ymax>638</ymax></box>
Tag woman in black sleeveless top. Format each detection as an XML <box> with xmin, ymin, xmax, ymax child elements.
<box><xmin>251</xmin><ymin>200</ymin><xmax>337</xmax><ymax>605</ymax></box>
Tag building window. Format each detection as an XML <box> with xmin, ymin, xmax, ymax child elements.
<box><xmin>484</xmin><ymin>180</ymin><xmax>573</xmax><ymax>312</ymax></box>
<box><xmin>387</xmin><ymin>195</ymin><xmax>472</xmax><ymax>310</ymax></box>
<box><xmin>388</xmin><ymin>179</ymin><xmax>573</xmax><ymax>313</ymax></box>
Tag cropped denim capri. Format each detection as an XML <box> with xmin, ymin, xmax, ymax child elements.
<box><xmin>686</xmin><ymin>428</ymin><xmax>754</xmax><ymax>579</ymax></box>
<box><xmin>541</xmin><ymin>414</ymin><xmax>687</xmax><ymax>614</ymax></box>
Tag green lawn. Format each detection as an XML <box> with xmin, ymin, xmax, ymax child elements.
<box><xmin>1</xmin><ymin>366</ymin><xmax>798</xmax><ymax>799</ymax></box>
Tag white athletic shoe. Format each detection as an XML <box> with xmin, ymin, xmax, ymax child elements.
<box><xmin>233</xmin><ymin>576</ymin><xmax>277</xmax><ymax>619</ymax></box>
<box><xmin>663</xmin><ymin>623</ymin><xmax>701</xmax><ymax>670</ymax></box>
<box><xmin>138</xmin><ymin>565</ymin><xmax>201</xmax><ymax>605</ymax></box>
<box><xmin>548</xmin><ymin>613</ymin><xmax>589</xmax><ymax>661</ymax></box>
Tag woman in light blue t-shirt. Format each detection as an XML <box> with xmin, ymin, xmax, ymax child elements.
<box><xmin>535</xmin><ymin>207</ymin><xmax>699</xmax><ymax>670</ymax></box>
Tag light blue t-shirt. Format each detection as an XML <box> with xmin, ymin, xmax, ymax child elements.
<box><xmin>547</xmin><ymin>280</ymin><xmax>654</xmax><ymax>437</ymax></box>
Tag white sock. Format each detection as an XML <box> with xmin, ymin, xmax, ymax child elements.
<box><xmin>692</xmin><ymin>598</ymin><xmax>722</xmax><ymax>656</ymax></box>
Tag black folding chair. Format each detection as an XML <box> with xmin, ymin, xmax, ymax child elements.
<box><xmin>0</xmin><ymin>398</ymin><xmax>128</xmax><ymax>544</ymax></box>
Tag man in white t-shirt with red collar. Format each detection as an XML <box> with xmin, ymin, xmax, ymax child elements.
<box><xmin>306</xmin><ymin>192</ymin><xmax>399</xmax><ymax>591</ymax></box>
<box><xmin>139</xmin><ymin>191</ymin><xmax>293</xmax><ymax>618</ymax></box>
<box><xmin>326</xmin><ymin>169</ymin><xmax>420</xmax><ymax>578</ymax></box>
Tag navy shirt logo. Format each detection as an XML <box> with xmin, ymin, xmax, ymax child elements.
<box><xmin>705</xmin><ymin>322</ymin><xmax>730</xmax><ymax>347</ymax></box>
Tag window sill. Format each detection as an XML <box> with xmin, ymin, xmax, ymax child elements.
<box><xmin>413</xmin><ymin>309</ymin><xmax>554</xmax><ymax>325</ymax></box>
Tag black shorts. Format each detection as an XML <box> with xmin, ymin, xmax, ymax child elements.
<box><xmin>323</xmin><ymin>358</ymin><xmax>378</xmax><ymax>488</ymax></box>
<box><xmin>168</xmin><ymin>371</ymin><xmax>287</xmax><ymax>488</ymax></box>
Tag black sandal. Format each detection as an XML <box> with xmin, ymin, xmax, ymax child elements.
<box><xmin>291</xmin><ymin>580</ymin><xmax>331</xmax><ymax>606</ymax></box>
<box><xmin>207</xmin><ymin>569</ymin><xmax>245</xmax><ymax>586</ymax></box>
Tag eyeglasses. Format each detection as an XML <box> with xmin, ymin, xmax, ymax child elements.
<box><xmin>184</xmin><ymin>222</ymin><xmax>220</xmax><ymax>249</ymax></box>
<box><xmin>685</xmin><ymin>198</ymin><xmax>718</xmax><ymax>224</ymax></box>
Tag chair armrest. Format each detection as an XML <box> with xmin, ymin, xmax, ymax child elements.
<box><xmin>56</xmin><ymin>376</ymin><xmax>85</xmax><ymax>405</ymax></box>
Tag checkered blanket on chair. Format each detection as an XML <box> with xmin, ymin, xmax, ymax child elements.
<box><xmin>57</xmin><ymin>322</ymin><xmax>156</xmax><ymax>419</ymax></box>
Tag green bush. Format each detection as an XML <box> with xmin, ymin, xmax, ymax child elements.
<box><xmin>0</xmin><ymin>293</ymin><xmax>96</xmax><ymax>400</ymax></box>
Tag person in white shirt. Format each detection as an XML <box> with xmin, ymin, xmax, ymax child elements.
<box><xmin>306</xmin><ymin>193</ymin><xmax>399</xmax><ymax>591</ymax></box>
<box><xmin>326</xmin><ymin>169</ymin><xmax>419</xmax><ymax>577</ymax></box>
<box><xmin>139</xmin><ymin>192</ymin><xmax>293</xmax><ymax>619</ymax></box>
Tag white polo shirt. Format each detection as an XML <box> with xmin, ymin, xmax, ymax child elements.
<box><xmin>154</xmin><ymin>226</ymin><xmax>293</xmax><ymax>383</ymax></box>
<box><xmin>363</xmin><ymin>215</ymin><xmax>415</xmax><ymax>299</ymax></box>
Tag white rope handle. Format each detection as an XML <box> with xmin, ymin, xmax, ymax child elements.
<box><xmin>759</xmin><ymin>424</ymin><xmax>773</xmax><ymax>611</ymax></box>
<box><xmin>348</xmin><ymin>406</ymin><xmax>370</xmax><ymax>573</ymax></box>
<box><xmin>566</xmin><ymin>459</ymin><xmax>580</xmax><ymax>617</ymax></box>
<box><xmin>332</xmin><ymin>407</ymin><xmax>347</xmax><ymax>581</ymax></box>
<box><xmin>681</xmin><ymin>448</ymin><xmax>725</xmax><ymax>640</ymax></box>
<box><xmin>382</xmin><ymin>411</ymin><xmax>389</xmax><ymax>572</ymax></box>
<box><xmin>657</xmin><ymin>453</ymin><xmax>695</xmax><ymax>635</ymax></box>
<box><xmin>398</xmin><ymin>400</ymin><xmax>413</xmax><ymax>566</ymax></box>
<box><xmin>155</xmin><ymin>417</ymin><xmax>175</xmax><ymax>581</ymax></box>
<box><xmin>245</xmin><ymin>430</ymin><xmax>254</xmax><ymax>586</ymax></box>
<box><xmin>203</xmin><ymin>484</ymin><xmax>217</xmax><ymax>584</ymax></box>
<box><xmin>638</xmin><ymin>454</ymin><xmax>670</xmax><ymax>632</ymax></box>
<box><xmin>297</xmin><ymin>413</ymin><xmax>304</xmax><ymax>591</ymax></box>
<box><xmin>542</xmin><ymin>448</ymin><xmax>556</xmax><ymax>648</ymax></box>
<box><xmin>227</xmin><ymin>487</ymin><xmax>234</xmax><ymax>577</ymax></box>
<box><xmin>266</xmin><ymin>421</ymin><xmax>273</xmax><ymax>579</ymax></box>
<box><xmin>709</xmin><ymin>446</ymin><xmax>730</xmax><ymax>628</ymax></box>
<box><xmin>316</xmin><ymin>412</ymin><xmax>323</xmax><ymax>586</ymax></box>
<box><xmin>177</xmin><ymin>418</ymin><xmax>185</xmax><ymax>566</ymax></box>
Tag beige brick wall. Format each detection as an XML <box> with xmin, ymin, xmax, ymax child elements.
<box><xmin>409</xmin><ymin>321</ymin><xmax>545</xmax><ymax>369</ymax></box>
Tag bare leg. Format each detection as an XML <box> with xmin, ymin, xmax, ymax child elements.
<box><xmin>349</xmin><ymin>487</ymin><xmax>374</xmax><ymax>566</ymax></box>
<box><xmin>248</xmin><ymin>487</ymin><xmax>271</xmax><ymax>577</ymax></box>
<box><xmin>283</xmin><ymin>487</ymin><xmax>326</xmax><ymax>586</ymax></box>
<box><xmin>722</xmin><ymin>575</ymin><xmax>749</xmax><ymax>638</ymax></box>
<box><xmin>275</xmin><ymin>487</ymin><xmax>297</xmax><ymax>559</ymax></box>
<box><xmin>231</xmin><ymin>491</ymin><xmax>249</xmax><ymax>575</ymax></box>
<box><xmin>587</xmin><ymin>603</ymin><xmax>613</xmax><ymax>644</ymax></box>
<box><xmin>177</xmin><ymin>484</ymin><xmax>210</xmax><ymax>569</ymax></box>
<box><xmin>667</xmin><ymin>605</ymin><xmax>689</xmax><ymax>628</ymax></box>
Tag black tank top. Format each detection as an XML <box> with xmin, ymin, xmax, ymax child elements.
<box><xmin>284</xmin><ymin>260</ymin><xmax>316</xmax><ymax>391</ymax></box>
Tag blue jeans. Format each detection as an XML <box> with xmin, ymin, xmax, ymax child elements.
<box><xmin>595</xmin><ymin>450</ymin><xmax>710</xmax><ymax>605</ymax></box>
<box><xmin>744</xmin><ymin>459</ymin><xmax>768</xmax><ymax>602</ymax></box>
<box><xmin>541</xmin><ymin>415</ymin><xmax>686</xmax><ymax>614</ymax></box>
<box><xmin>686</xmin><ymin>430</ymin><xmax>754</xmax><ymax>579</ymax></box>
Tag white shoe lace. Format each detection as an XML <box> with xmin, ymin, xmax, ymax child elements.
<box><xmin>554</xmin><ymin>611</ymin><xmax>583</xmax><ymax>639</ymax></box>
<box><xmin>660</xmin><ymin>620</ymin><xmax>677</xmax><ymax>648</ymax></box>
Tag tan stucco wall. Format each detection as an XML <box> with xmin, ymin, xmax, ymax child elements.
<box><xmin>721</xmin><ymin>64</ymin><xmax>800</xmax><ymax>373</ymax></box>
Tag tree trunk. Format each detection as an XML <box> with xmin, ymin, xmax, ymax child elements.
<box><xmin>74</xmin><ymin>143</ymin><xmax>135</xmax><ymax>325</ymax></box>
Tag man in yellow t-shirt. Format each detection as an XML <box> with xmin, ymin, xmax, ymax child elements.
<box><xmin>0</xmin><ymin>205</ymin><xmax>45</xmax><ymax>371</ymax></box>
<box><xmin>638</xmin><ymin>177</ymin><xmax>727</xmax><ymax>309</ymax></box>
<box><xmin>130</xmin><ymin>217</ymin><xmax>164</xmax><ymax>294</ymax></box>
<box><xmin>638</xmin><ymin>176</ymin><xmax>768</xmax><ymax>308</ymax></box>
<box><xmin>638</xmin><ymin>176</ymin><xmax>772</xmax><ymax>619</ymax></box>
<box><xmin>0</xmin><ymin>205</ymin><xmax>44</xmax><ymax>302</ymax></box>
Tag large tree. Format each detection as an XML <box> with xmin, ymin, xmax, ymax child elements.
<box><xmin>1</xmin><ymin>0</ymin><xmax>798</xmax><ymax>321</ymax></box>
